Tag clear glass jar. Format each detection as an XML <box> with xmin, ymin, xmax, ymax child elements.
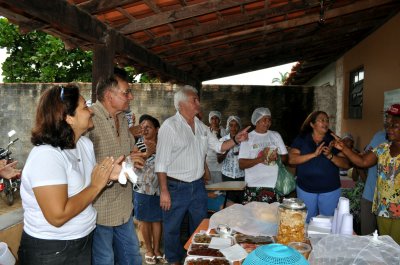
<box><xmin>276</xmin><ymin>198</ymin><xmax>307</xmax><ymax>245</ymax></box>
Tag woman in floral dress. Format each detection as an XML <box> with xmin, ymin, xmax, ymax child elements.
<box><xmin>333</xmin><ymin>105</ymin><xmax>400</xmax><ymax>243</ymax></box>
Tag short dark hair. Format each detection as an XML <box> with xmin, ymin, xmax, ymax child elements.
<box><xmin>31</xmin><ymin>84</ymin><xmax>80</xmax><ymax>149</ymax></box>
<box><xmin>114</xmin><ymin>67</ymin><xmax>130</xmax><ymax>82</ymax></box>
<box><xmin>139</xmin><ymin>114</ymin><xmax>160</xmax><ymax>129</ymax></box>
<box><xmin>96</xmin><ymin>68</ymin><xmax>130</xmax><ymax>102</ymax></box>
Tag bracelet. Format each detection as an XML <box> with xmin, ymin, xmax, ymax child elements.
<box><xmin>232</xmin><ymin>137</ymin><xmax>239</xmax><ymax>145</ymax></box>
<box><xmin>329</xmin><ymin>153</ymin><xmax>334</xmax><ymax>160</ymax></box>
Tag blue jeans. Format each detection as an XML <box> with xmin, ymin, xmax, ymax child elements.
<box><xmin>92</xmin><ymin>216</ymin><xmax>142</xmax><ymax>265</ymax></box>
<box><xmin>18</xmin><ymin>230</ymin><xmax>93</xmax><ymax>265</ymax></box>
<box><xmin>296</xmin><ymin>186</ymin><xmax>341</xmax><ymax>223</ymax></box>
<box><xmin>163</xmin><ymin>178</ymin><xmax>208</xmax><ymax>263</ymax></box>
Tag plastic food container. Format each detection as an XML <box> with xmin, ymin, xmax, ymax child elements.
<box><xmin>184</xmin><ymin>257</ymin><xmax>232</xmax><ymax>265</ymax></box>
<box><xmin>288</xmin><ymin>242</ymin><xmax>312</xmax><ymax>259</ymax></box>
<box><xmin>187</xmin><ymin>244</ymin><xmax>225</xmax><ymax>257</ymax></box>
<box><xmin>192</xmin><ymin>233</ymin><xmax>235</xmax><ymax>246</ymax></box>
<box><xmin>215</xmin><ymin>224</ymin><xmax>233</xmax><ymax>238</ymax></box>
<box><xmin>276</xmin><ymin>198</ymin><xmax>307</xmax><ymax>245</ymax></box>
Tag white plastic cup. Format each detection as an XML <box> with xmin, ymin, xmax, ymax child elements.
<box><xmin>0</xmin><ymin>242</ymin><xmax>16</xmax><ymax>265</ymax></box>
<box><xmin>336</xmin><ymin>197</ymin><xmax>350</xmax><ymax>233</ymax></box>
<box><xmin>338</xmin><ymin>197</ymin><xmax>350</xmax><ymax>214</ymax></box>
<box><xmin>340</xmin><ymin>213</ymin><xmax>353</xmax><ymax>235</ymax></box>
<box><xmin>331</xmin><ymin>208</ymin><xmax>338</xmax><ymax>234</ymax></box>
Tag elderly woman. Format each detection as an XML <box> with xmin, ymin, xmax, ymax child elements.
<box><xmin>206</xmin><ymin>111</ymin><xmax>227</xmax><ymax>183</ymax></box>
<box><xmin>218</xmin><ymin>116</ymin><xmax>245</xmax><ymax>203</ymax></box>
<box><xmin>239</xmin><ymin>108</ymin><xmax>288</xmax><ymax>203</ymax></box>
<box><xmin>332</xmin><ymin>105</ymin><xmax>400</xmax><ymax>244</ymax></box>
<box><xmin>133</xmin><ymin>114</ymin><xmax>167</xmax><ymax>265</ymax></box>
<box><xmin>18</xmin><ymin>85</ymin><xmax>124</xmax><ymax>264</ymax></box>
<box><xmin>289</xmin><ymin>111</ymin><xmax>349</xmax><ymax>222</ymax></box>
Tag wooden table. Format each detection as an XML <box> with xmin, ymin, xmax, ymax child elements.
<box><xmin>184</xmin><ymin>219</ymin><xmax>210</xmax><ymax>250</ymax></box>
<box><xmin>206</xmin><ymin>181</ymin><xmax>246</xmax><ymax>208</ymax></box>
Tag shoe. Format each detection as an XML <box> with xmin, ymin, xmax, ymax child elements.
<box><xmin>156</xmin><ymin>254</ymin><xmax>168</xmax><ymax>264</ymax></box>
<box><xmin>145</xmin><ymin>255</ymin><xmax>156</xmax><ymax>265</ymax></box>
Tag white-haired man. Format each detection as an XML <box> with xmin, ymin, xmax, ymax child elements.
<box><xmin>155</xmin><ymin>86</ymin><xmax>249</xmax><ymax>265</ymax></box>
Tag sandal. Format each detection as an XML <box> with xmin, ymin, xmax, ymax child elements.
<box><xmin>156</xmin><ymin>254</ymin><xmax>168</xmax><ymax>264</ymax></box>
<box><xmin>145</xmin><ymin>255</ymin><xmax>157</xmax><ymax>265</ymax></box>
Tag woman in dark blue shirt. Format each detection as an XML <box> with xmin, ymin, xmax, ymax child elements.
<box><xmin>289</xmin><ymin>111</ymin><xmax>349</xmax><ymax>222</ymax></box>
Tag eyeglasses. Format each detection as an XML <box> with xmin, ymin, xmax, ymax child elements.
<box><xmin>119</xmin><ymin>88</ymin><xmax>132</xmax><ymax>97</ymax></box>
<box><xmin>60</xmin><ymin>86</ymin><xmax>65</xmax><ymax>101</ymax></box>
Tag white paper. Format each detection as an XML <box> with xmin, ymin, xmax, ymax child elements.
<box><xmin>220</xmin><ymin>244</ymin><xmax>248</xmax><ymax>262</ymax></box>
<box><xmin>208</xmin><ymin>237</ymin><xmax>232</xmax><ymax>250</ymax></box>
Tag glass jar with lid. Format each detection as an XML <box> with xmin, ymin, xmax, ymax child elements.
<box><xmin>276</xmin><ymin>198</ymin><xmax>307</xmax><ymax>245</ymax></box>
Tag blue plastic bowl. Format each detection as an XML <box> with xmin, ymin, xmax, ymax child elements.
<box><xmin>242</xmin><ymin>243</ymin><xmax>309</xmax><ymax>265</ymax></box>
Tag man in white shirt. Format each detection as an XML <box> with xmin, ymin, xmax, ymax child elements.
<box><xmin>155</xmin><ymin>85</ymin><xmax>249</xmax><ymax>265</ymax></box>
<box><xmin>239</xmin><ymin>107</ymin><xmax>288</xmax><ymax>203</ymax></box>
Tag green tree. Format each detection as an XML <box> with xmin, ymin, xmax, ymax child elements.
<box><xmin>0</xmin><ymin>18</ymin><xmax>158</xmax><ymax>83</ymax></box>
<box><xmin>0</xmin><ymin>18</ymin><xmax>92</xmax><ymax>82</ymax></box>
<box><xmin>272</xmin><ymin>71</ymin><xmax>289</xmax><ymax>85</ymax></box>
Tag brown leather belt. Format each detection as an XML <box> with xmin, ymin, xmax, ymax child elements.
<box><xmin>167</xmin><ymin>176</ymin><xmax>189</xmax><ymax>183</ymax></box>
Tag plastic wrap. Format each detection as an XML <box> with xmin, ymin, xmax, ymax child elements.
<box><xmin>308</xmin><ymin>234</ymin><xmax>400</xmax><ymax>264</ymax></box>
<box><xmin>208</xmin><ymin>202</ymin><xmax>278</xmax><ymax>236</ymax></box>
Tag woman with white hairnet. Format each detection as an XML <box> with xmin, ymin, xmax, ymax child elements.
<box><xmin>206</xmin><ymin>111</ymin><xmax>227</xmax><ymax>183</ymax></box>
<box><xmin>238</xmin><ymin>107</ymin><xmax>288</xmax><ymax>203</ymax></box>
<box><xmin>218</xmin><ymin>116</ymin><xmax>246</xmax><ymax>203</ymax></box>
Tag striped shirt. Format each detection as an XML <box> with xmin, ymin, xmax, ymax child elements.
<box><xmin>155</xmin><ymin>111</ymin><xmax>223</xmax><ymax>182</ymax></box>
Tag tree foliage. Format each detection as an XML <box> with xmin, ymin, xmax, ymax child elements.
<box><xmin>0</xmin><ymin>18</ymin><xmax>158</xmax><ymax>83</ymax></box>
<box><xmin>0</xmin><ymin>18</ymin><xmax>92</xmax><ymax>82</ymax></box>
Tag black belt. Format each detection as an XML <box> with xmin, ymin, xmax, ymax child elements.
<box><xmin>167</xmin><ymin>176</ymin><xmax>190</xmax><ymax>183</ymax></box>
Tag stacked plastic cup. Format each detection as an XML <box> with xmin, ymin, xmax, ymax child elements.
<box><xmin>340</xmin><ymin>213</ymin><xmax>353</xmax><ymax>235</ymax></box>
<box><xmin>0</xmin><ymin>242</ymin><xmax>16</xmax><ymax>265</ymax></box>
<box><xmin>336</xmin><ymin>197</ymin><xmax>350</xmax><ymax>234</ymax></box>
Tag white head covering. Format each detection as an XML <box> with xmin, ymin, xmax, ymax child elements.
<box><xmin>226</xmin><ymin>116</ymin><xmax>241</xmax><ymax>133</ymax></box>
<box><xmin>251</xmin><ymin>107</ymin><xmax>271</xmax><ymax>125</ymax></box>
<box><xmin>208</xmin><ymin>111</ymin><xmax>222</xmax><ymax>124</ymax></box>
<box><xmin>342</xmin><ymin>132</ymin><xmax>354</xmax><ymax>141</ymax></box>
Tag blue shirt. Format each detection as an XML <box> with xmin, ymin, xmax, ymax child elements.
<box><xmin>362</xmin><ymin>130</ymin><xmax>387</xmax><ymax>201</ymax></box>
<box><xmin>291</xmin><ymin>133</ymin><xmax>340</xmax><ymax>193</ymax></box>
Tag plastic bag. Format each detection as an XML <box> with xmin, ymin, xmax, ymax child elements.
<box><xmin>308</xmin><ymin>234</ymin><xmax>400</xmax><ymax>264</ymax></box>
<box><xmin>275</xmin><ymin>157</ymin><xmax>296</xmax><ymax>196</ymax></box>
<box><xmin>208</xmin><ymin>202</ymin><xmax>279</xmax><ymax>236</ymax></box>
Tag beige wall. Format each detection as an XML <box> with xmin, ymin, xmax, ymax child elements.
<box><xmin>340</xmin><ymin>13</ymin><xmax>400</xmax><ymax>150</ymax></box>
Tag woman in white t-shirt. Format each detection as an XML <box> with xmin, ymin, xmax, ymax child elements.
<box><xmin>18</xmin><ymin>84</ymin><xmax>123</xmax><ymax>265</ymax></box>
<box><xmin>239</xmin><ymin>107</ymin><xmax>288</xmax><ymax>203</ymax></box>
<box><xmin>206</xmin><ymin>111</ymin><xmax>227</xmax><ymax>183</ymax></box>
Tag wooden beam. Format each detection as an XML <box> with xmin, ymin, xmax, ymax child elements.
<box><xmin>142</xmin><ymin>1</ymin><xmax>320</xmax><ymax>48</ymax></box>
<box><xmin>0</xmin><ymin>0</ymin><xmax>199</xmax><ymax>86</ymax></box>
<box><xmin>170</xmin><ymin>16</ymin><xmax>382</xmax><ymax>67</ymax></box>
<box><xmin>199</xmin><ymin>40</ymin><xmax>355</xmax><ymax>81</ymax></box>
<box><xmin>119</xmin><ymin>0</ymin><xmax>260</xmax><ymax>34</ymax></box>
<box><xmin>156</xmin><ymin>0</ymin><xmax>396</xmax><ymax>58</ymax></box>
<box><xmin>117</xmin><ymin>36</ymin><xmax>198</xmax><ymax>86</ymax></box>
<box><xmin>77</xmin><ymin>0</ymin><xmax>141</xmax><ymax>14</ymax></box>
<box><xmin>0</xmin><ymin>0</ymin><xmax>108</xmax><ymax>44</ymax></box>
<box><xmin>92</xmin><ymin>31</ymin><xmax>116</xmax><ymax>102</ymax></box>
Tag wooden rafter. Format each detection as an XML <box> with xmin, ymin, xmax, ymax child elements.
<box><xmin>158</xmin><ymin>0</ymin><xmax>395</xmax><ymax>59</ymax></box>
<box><xmin>0</xmin><ymin>0</ymin><xmax>199</xmax><ymax>86</ymax></box>
<box><xmin>119</xmin><ymin>0</ymin><xmax>260</xmax><ymax>34</ymax></box>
